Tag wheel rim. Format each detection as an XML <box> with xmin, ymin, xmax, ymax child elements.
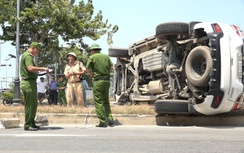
<box><xmin>192</xmin><ymin>55</ymin><xmax>206</xmax><ymax>77</ymax></box>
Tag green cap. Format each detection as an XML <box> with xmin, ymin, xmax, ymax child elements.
<box><xmin>30</xmin><ymin>42</ymin><xmax>41</xmax><ymax>50</ymax></box>
<box><xmin>89</xmin><ymin>43</ymin><xmax>102</xmax><ymax>51</ymax></box>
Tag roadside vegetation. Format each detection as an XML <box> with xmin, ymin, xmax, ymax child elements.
<box><xmin>0</xmin><ymin>104</ymin><xmax>156</xmax><ymax>115</ymax></box>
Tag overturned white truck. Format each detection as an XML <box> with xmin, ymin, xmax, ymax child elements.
<box><xmin>109</xmin><ymin>22</ymin><xmax>244</xmax><ymax>115</ymax></box>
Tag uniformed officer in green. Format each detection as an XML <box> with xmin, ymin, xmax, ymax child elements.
<box><xmin>57</xmin><ymin>76</ymin><xmax>67</xmax><ymax>106</ymax></box>
<box><xmin>86</xmin><ymin>43</ymin><xmax>114</xmax><ymax>127</ymax></box>
<box><xmin>20</xmin><ymin>42</ymin><xmax>49</xmax><ymax>131</ymax></box>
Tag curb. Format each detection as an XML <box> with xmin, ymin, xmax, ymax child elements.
<box><xmin>1</xmin><ymin>112</ymin><xmax>244</xmax><ymax>126</ymax></box>
<box><xmin>0</xmin><ymin>113</ymin><xmax>156</xmax><ymax>126</ymax></box>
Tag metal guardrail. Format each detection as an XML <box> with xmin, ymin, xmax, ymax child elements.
<box><xmin>85</xmin><ymin>88</ymin><xmax>115</xmax><ymax>103</ymax></box>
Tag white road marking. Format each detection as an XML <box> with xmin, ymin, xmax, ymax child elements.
<box><xmin>0</xmin><ymin>134</ymin><xmax>96</xmax><ymax>137</ymax></box>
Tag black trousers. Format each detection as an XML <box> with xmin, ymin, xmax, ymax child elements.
<box><xmin>49</xmin><ymin>90</ymin><xmax>58</xmax><ymax>105</ymax></box>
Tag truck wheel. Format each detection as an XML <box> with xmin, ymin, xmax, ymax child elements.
<box><xmin>108</xmin><ymin>48</ymin><xmax>130</xmax><ymax>58</ymax></box>
<box><xmin>185</xmin><ymin>46</ymin><xmax>212</xmax><ymax>87</ymax></box>
<box><xmin>156</xmin><ymin>22</ymin><xmax>190</xmax><ymax>40</ymax></box>
<box><xmin>154</xmin><ymin>100</ymin><xmax>189</xmax><ymax>114</ymax></box>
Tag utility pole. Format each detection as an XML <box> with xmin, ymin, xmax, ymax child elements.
<box><xmin>12</xmin><ymin>0</ymin><xmax>21</xmax><ymax>106</ymax></box>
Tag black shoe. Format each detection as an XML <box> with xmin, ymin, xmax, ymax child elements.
<box><xmin>24</xmin><ymin>127</ymin><xmax>38</xmax><ymax>131</ymax></box>
<box><xmin>33</xmin><ymin>125</ymin><xmax>40</xmax><ymax>129</ymax></box>
<box><xmin>95</xmin><ymin>123</ymin><xmax>107</xmax><ymax>128</ymax></box>
<box><xmin>108</xmin><ymin>120</ymin><xmax>114</xmax><ymax>126</ymax></box>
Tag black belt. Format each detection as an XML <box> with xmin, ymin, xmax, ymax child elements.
<box><xmin>23</xmin><ymin>78</ymin><xmax>36</xmax><ymax>81</ymax></box>
<box><xmin>69</xmin><ymin>81</ymin><xmax>81</xmax><ymax>83</ymax></box>
<box><xmin>59</xmin><ymin>89</ymin><xmax>65</xmax><ymax>91</ymax></box>
<box><xmin>94</xmin><ymin>77</ymin><xmax>110</xmax><ymax>81</ymax></box>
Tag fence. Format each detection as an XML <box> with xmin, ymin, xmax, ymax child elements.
<box><xmin>85</xmin><ymin>87</ymin><xmax>115</xmax><ymax>104</ymax></box>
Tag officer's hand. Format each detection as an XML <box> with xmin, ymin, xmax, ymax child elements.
<box><xmin>45</xmin><ymin>68</ymin><xmax>49</xmax><ymax>74</ymax></box>
<box><xmin>68</xmin><ymin>71</ymin><xmax>72</xmax><ymax>76</ymax></box>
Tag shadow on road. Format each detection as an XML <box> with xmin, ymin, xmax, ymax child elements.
<box><xmin>155</xmin><ymin>114</ymin><xmax>244</xmax><ymax>126</ymax></box>
<box><xmin>39</xmin><ymin>126</ymin><xmax>64</xmax><ymax>130</ymax></box>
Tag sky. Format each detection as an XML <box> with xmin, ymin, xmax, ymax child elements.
<box><xmin>0</xmin><ymin>0</ymin><xmax>244</xmax><ymax>88</ymax></box>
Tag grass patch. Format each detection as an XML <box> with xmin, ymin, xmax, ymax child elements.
<box><xmin>111</xmin><ymin>105</ymin><xmax>155</xmax><ymax>115</ymax></box>
<box><xmin>0</xmin><ymin>104</ymin><xmax>156</xmax><ymax>115</ymax></box>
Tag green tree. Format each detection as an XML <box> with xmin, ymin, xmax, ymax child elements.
<box><xmin>0</xmin><ymin>0</ymin><xmax>118</xmax><ymax>68</ymax></box>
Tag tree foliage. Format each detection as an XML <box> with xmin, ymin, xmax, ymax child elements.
<box><xmin>0</xmin><ymin>0</ymin><xmax>118</xmax><ymax>73</ymax></box>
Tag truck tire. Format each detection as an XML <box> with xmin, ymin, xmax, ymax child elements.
<box><xmin>154</xmin><ymin>100</ymin><xmax>189</xmax><ymax>114</ymax></box>
<box><xmin>108</xmin><ymin>48</ymin><xmax>130</xmax><ymax>58</ymax></box>
<box><xmin>156</xmin><ymin>22</ymin><xmax>190</xmax><ymax>40</ymax></box>
<box><xmin>185</xmin><ymin>46</ymin><xmax>212</xmax><ymax>87</ymax></box>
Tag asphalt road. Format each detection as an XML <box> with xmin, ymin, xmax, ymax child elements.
<box><xmin>0</xmin><ymin>125</ymin><xmax>244</xmax><ymax>153</ymax></box>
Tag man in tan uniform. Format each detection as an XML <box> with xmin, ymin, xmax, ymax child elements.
<box><xmin>64</xmin><ymin>52</ymin><xmax>86</xmax><ymax>107</ymax></box>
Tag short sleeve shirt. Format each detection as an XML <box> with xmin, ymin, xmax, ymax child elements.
<box><xmin>20</xmin><ymin>51</ymin><xmax>38</xmax><ymax>80</ymax></box>
<box><xmin>64</xmin><ymin>61</ymin><xmax>86</xmax><ymax>82</ymax></box>
<box><xmin>86</xmin><ymin>53</ymin><xmax>113</xmax><ymax>78</ymax></box>
<box><xmin>37</xmin><ymin>81</ymin><xmax>47</xmax><ymax>93</ymax></box>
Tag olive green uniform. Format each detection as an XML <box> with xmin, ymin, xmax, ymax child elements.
<box><xmin>20</xmin><ymin>51</ymin><xmax>38</xmax><ymax>129</ymax></box>
<box><xmin>57</xmin><ymin>81</ymin><xmax>67</xmax><ymax>106</ymax></box>
<box><xmin>86</xmin><ymin>52</ymin><xmax>113</xmax><ymax>125</ymax></box>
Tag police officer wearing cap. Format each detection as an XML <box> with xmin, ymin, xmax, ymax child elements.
<box><xmin>86</xmin><ymin>43</ymin><xmax>114</xmax><ymax>127</ymax></box>
<box><xmin>64</xmin><ymin>52</ymin><xmax>86</xmax><ymax>107</ymax></box>
<box><xmin>20</xmin><ymin>42</ymin><xmax>49</xmax><ymax>131</ymax></box>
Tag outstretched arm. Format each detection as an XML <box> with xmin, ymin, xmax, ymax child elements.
<box><xmin>27</xmin><ymin>66</ymin><xmax>49</xmax><ymax>73</ymax></box>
